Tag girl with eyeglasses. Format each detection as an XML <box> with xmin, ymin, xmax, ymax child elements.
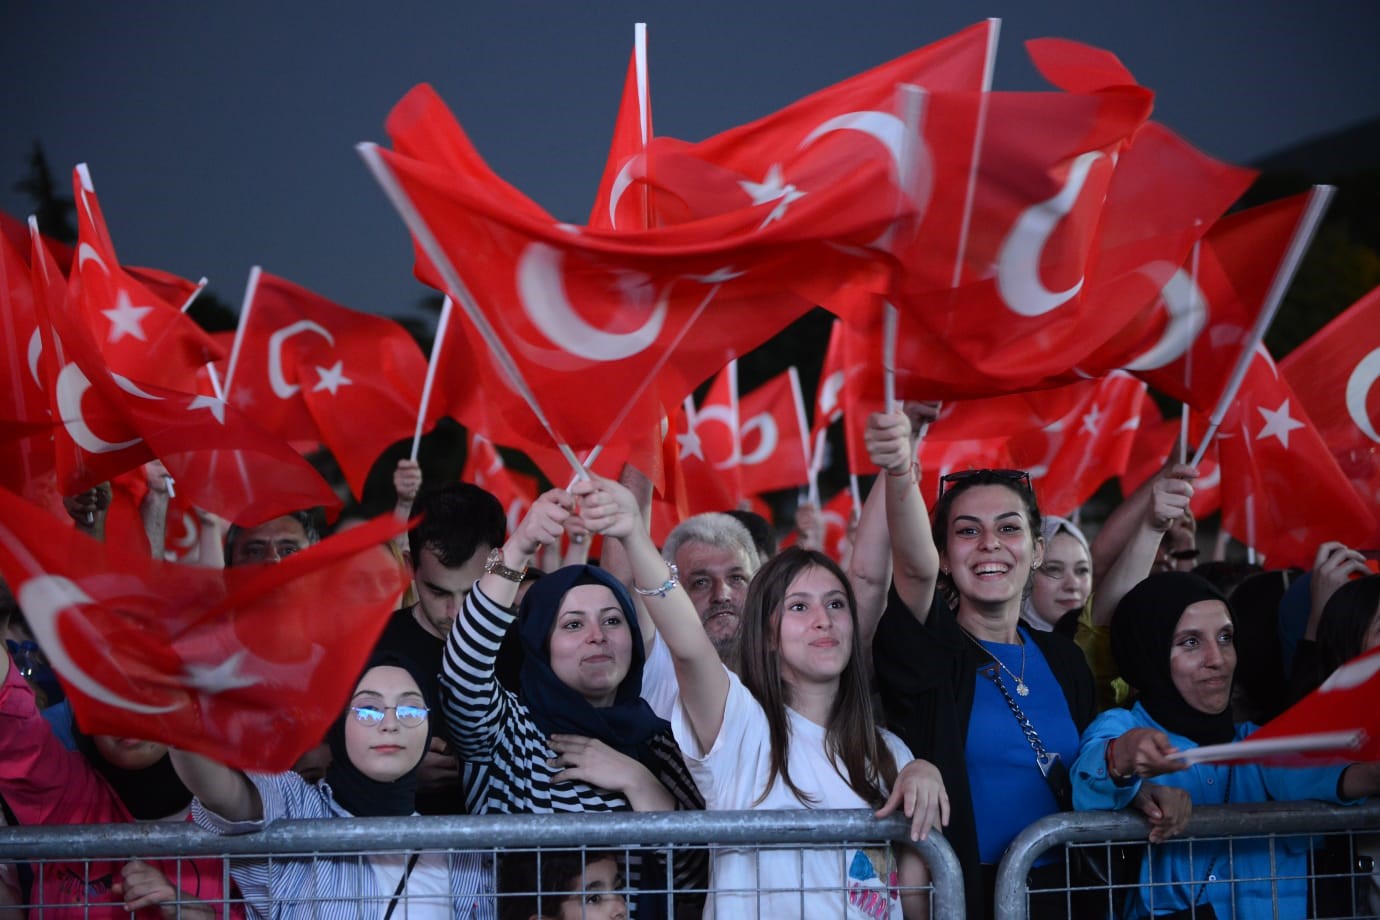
<box><xmin>865</xmin><ymin>414</ymin><xmax>1097</xmax><ymax>918</ymax></box>
<box><xmin>575</xmin><ymin>473</ymin><xmax>948</xmax><ymax>919</ymax></box>
<box><xmin>170</xmin><ymin>653</ymin><xmax>492</xmax><ymax>919</ymax></box>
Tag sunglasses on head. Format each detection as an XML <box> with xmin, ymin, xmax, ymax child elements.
<box><xmin>348</xmin><ymin>704</ymin><xmax>429</xmax><ymax>728</ymax></box>
<box><xmin>936</xmin><ymin>468</ymin><xmax>1033</xmax><ymax>501</ymax></box>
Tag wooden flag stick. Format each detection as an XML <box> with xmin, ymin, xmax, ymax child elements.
<box><xmin>787</xmin><ymin>367</ymin><xmax>814</xmax><ymax>503</ymax></box>
<box><xmin>221</xmin><ymin>266</ymin><xmax>262</xmax><ymax>402</ymax></box>
<box><xmin>882</xmin><ymin>302</ymin><xmax>899</xmax><ymax>413</ymax></box>
<box><xmin>359</xmin><ymin>143</ymin><xmax>588</xmax><ymax>481</ymax></box>
<box><xmin>1189</xmin><ymin>185</ymin><xmax>1335</xmax><ymax>468</ymax></box>
<box><xmin>411</xmin><ymin>296</ymin><xmax>453</xmax><ymax>462</ymax></box>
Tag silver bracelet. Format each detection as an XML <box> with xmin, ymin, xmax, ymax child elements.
<box><xmin>633</xmin><ymin>561</ymin><xmax>680</xmax><ymax>598</ymax></box>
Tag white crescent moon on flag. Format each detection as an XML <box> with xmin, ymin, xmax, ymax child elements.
<box><xmin>692</xmin><ymin>404</ymin><xmax>740</xmax><ymax>469</ymax></box>
<box><xmin>800</xmin><ymin>110</ymin><xmax>933</xmax><ymax>239</ymax></box>
<box><xmin>516</xmin><ymin>242</ymin><xmax>669</xmax><ymax>362</ymax></box>
<box><xmin>1119</xmin><ymin>265</ymin><xmax>1210</xmax><ymax>372</ymax></box>
<box><xmin>1320</xmin><ymin>651</ymin><xmax>1380</xmax><ymax>692</ymax></box>
<box><xmin>818</xmin><ymin>370</ymin><xmax>845</xmax><ymax>417</ymax></box>
<box><xmin>606</xmin><ymin>154</ymin><xmax>648</xmax><ymax>230</ymax></box>
<box><xmin>268</xmin><ymin>320</ymin><xmax>335</xmax><ymax>399</ymax></box>
<box><xmin>76</xmin><ymin>241</ymin><xmax>109</xmax><ymax>277</ymax></box>
<box><xmin>56</xmin><ymin>363</ymin><xmax>143</xmax><ymax>454</ymax></box>
<box><xmin>27</xmin><ymin>329</ymin><xmax>44</xmax><ymax>389</ymax></box>
<box><xmin>739</xmin><ymin>412</ymin><xmax>779</xmax><ymax>466</ymax></box>
<box><xmin>1345</xmin><ymin>347</ymin><xmax>1380</xmax><ymax>443</ymax></box>
<box><xmin>996</xmin><ymin>151</ymin><xmax>1103</xmax><ymax>317</ymax></box>
<box><xmin>17</xmin><ymin>574</ymin><xmax>179</xmax><ymax>714</ymax></box>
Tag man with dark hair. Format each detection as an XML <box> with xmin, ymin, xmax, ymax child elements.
<box><xmin>375</xmin><ymin>479</ymin><xmax>506</xmax><ymax>813</ymax></box>
<box><xmin>223</xmin><ymin>510</ymin><xmax>321</xmax><ymax>567</ymax></box>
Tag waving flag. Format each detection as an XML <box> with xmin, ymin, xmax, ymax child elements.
<box><xmin>1121</xmin><ymin>402</ymin><xmax>1221</xmax><ymax>518</ymax></box>
<box><xmin>460</xmin><ymin>433</ymin><xmax>537</xmax><ymax>535</ymax></box>
<box><xmin>588</xmin><ymin>23</ymin><xmax>653</xmax><ymax>232</ymax></box>
<box><xmin>1281</xmin><ymin>285</ymin><xmax>1380</xmax><ymax>508</ymax></box>
<box><xmin>737</xmin><ymin>367</ymin><xmax>812</xmax><ymax>496</ymax></box>
<box><xmin>1216</xmin><ymin>350</ymin><xmax>1377</xmax><ymax>565</ymax></box>
<box><xmin>223</xmin><ymin>269</ymin><xmax>437</xmax><ymax>498</ymax></box>
<box><xmin>0</xmin><ymin>487</ymin><xmax>407</xmax><ymax>771</ymax></box>
<box><xmin>0</xmin><ymin>228</ymin><xmax>56</xmax><ymax>495</ymax></box>
<box><xmin>682</xmin><ymin>365</ymin><xmax>743</xmax><ymax>507</ymax></box>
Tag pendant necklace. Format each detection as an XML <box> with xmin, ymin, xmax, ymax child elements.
<box><xmin>963</xmin><ymin>627</ymin><xmax>1029</xmax><ymax>696</ymax></box>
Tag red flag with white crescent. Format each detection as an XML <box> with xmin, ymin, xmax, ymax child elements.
<box><xmin>737</xmin><ymin>367</ymin><xmax>812</xmax><ymax>496</ymax></box>
<box><xmin>460</xmin><ymin>433</ymin><xmax>538</xmax><ymax>535</ymax></box>
<box><xmin>0</xmin><ymin>486</ymin><xmax>408</xmax><ymax>771</ymax></box>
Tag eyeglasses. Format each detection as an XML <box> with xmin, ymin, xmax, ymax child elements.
<box><xmin>936</xmin><ymin>468</ymin><xmax>1032</xmax><ymax>501</ymax></box>
<box><xmin>348</xmin><ymin>704</ymin><xmax>429</xmax><ymax>728</ymax></box>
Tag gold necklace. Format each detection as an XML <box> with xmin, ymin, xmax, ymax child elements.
<box><xmin>963</xmin><ymin>628</ymin><xmax>1029</xmax><ymax>696</ymax></box>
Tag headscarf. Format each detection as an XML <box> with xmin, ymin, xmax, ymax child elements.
<box><xmin>517</xmin><ymin>564</ymin><xmax>671</xmax><ymax>772</ymax></box>
<box><xmin>1021</xmin><ymin>516</ymin><xmax>1091</xmax><ymax>632</ymax></box>
<box><xmin>1111</xmin><ymin>572</ymin><xmax>1236</xmax><ymax>746</ymax></box>
<box><xmin>323</xmin><ymin>651</ymin><xmax>434</xmax><ymax>817</ymax></box>
<box><xmin>75</xmin><ymin>732</ymin><xmax>192</xmax><ymax>820</ymax></box>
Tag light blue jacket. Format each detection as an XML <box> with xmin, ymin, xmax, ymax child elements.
<box><xmin>1073</xmin><ymin>703</ymin><xmax>1358</xmax><ymax>918</ymax></box>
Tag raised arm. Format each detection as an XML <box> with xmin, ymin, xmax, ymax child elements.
<box><xmin>1090</xmin><ymin>465</ymin><xmax>1195</xmax><ymax>627</ymax></box>
<box><xmin>140</xmin><ymin>461</ymin><xmax>171</xmax><ymax>559</ymax></box>
<box><xmin>168</xmin><ymin>751</ymin><xmax>261</xmax><ymax>823</ymax></box>
<box><xmin>593</xmin><ymin>464</ymin><xmax>657</xmax><ymax>656</ymax></box>
<box><xmin>846</xmin><ymin>475</ymin><xmax>891</xmax><ymax>649</ymax></box>
<box><xmin>391</xmin><ymin>459</ymin><xmax>422</xmax><ymax>555</ymax></box>
<box><xmin>867</xmin><ymin>409</ymin><xmax>939</xmax><ymax>626</ymax></box>
<box><xmin>576</xmin><ymin>475</ymin><xmax>729</xmax><ymax>754</ymax></box>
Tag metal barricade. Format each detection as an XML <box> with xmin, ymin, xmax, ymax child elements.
<box><xmin>993</xmin><ymin>800</ymin><xmax>1380</xmax><ymax>919</ymax></box>
<box><xmin>0</xmin><ymin>808</ymin><xmax>964</xmax><ymax>918</ymax></box>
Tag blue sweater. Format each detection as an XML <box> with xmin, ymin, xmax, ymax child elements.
<box><xmin>1073</xmin><ymin>703</ymin><xmax>1358</xmax><ymax>918</ymax></box>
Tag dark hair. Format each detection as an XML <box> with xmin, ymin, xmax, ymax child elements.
<box><xmin>407</xmin><ymin>482</ymin><xmax>505</xmax><ymax>568</ymax></box>
<box><xmin>1225</xmin><ymin>569</ymin><xmax>1293</xmax><ymax>723</ymax></box>
<box><xmin>497</xmin><ymin>849</ymin><xmax>623</xmax><ymax>920</ymax></box>
<box><xmin>223</xmin><ymin>509</ymin><xmax>322</xmax><ymax>564</ymax></box>
<box><xmin>1193</xmin><ymin>561</ymin><xmax>1266</xmax><ymax>598</ymax></box>
<box><xmin>738</xmin><ymin>547</ymin><xmax>897</xmax><ymax>808</ymax></box>
<box><xmin>930</xmin><ymin>470</ymin><xmax>1042</xmax><ymax>602</ymax></box>
<box><xmin>725</xmin><ymin>509</ymin><xmax>776</xmax><ymax>563</ymax></box>
<box><xmin>1317</xmin><ymin>574</ymin><xmax>1380</xmax><ymax>677</ymax></box>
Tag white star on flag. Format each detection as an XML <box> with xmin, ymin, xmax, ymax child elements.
<box><xmin>312</xmin><ymin>361</ymin><xmax>352</xmax><ymax>395</ymax></box>
<box><xmin>187</xmin><ymin>394</ymin><xmax>226</xmax><ymax>425</ymax></box>
<box><xmin>181</xmin><ymin>650</ymin><xmax>262</xmax><ymax>694</ymax></box>
<box><xmin>102</xmin><ymin>290</ymin><xmax>154</xmax><ymax>343</ymax></box>
<box><xmin>1255</xmin><ymin>398</ymin><xmax>1305</xmax><ymax>449</ymax></box>
<box><xmin>677</xmin><ymin>427</ymin><xmax>704</xmax><ymax>461</ymax></box>
<box><xmin>1080</xmin><ymin>403</ymin><xmax>1103</xmax><ymax>437</ymax></box>
<box><xmin>740</xmin><ymin>164</ymin><xmax>807</xmax><ymax>229</ymax></box>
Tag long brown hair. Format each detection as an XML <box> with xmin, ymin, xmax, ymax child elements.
<box><xmin>738</xmin><ymin>547</ymin><xmax>897</xmax><ymax>808</ymax></box>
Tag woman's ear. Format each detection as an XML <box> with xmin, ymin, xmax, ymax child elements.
<box><xmin>1032</xmin><ymin>536</ymin><xmax>1045</xmax><ymax>572</ymax></box>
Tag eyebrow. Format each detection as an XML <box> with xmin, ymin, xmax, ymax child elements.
<box><xmin>559</xmin><ymin>606</ymin><xmax>624</xmax><ymax>618</ymax></box>
<box><xmin>953</xmin><ymin>511</ymin><xmax>1024</xmax><ymax>524</ymax></box>
<box><xmin>784</xmin><ymin>590</ymin><xmax>847</xmax><ymax>602</ymax></box>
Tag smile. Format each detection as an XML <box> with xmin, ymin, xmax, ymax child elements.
<box><xmin>973</xmin><ymin>563</ymin><xmax>1010</xmax><ymax>575</ymax></box>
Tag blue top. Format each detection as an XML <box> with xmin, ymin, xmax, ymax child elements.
<box><xmin>1073</xmin><ymin>702</ymin><xmax>1358</xmax><ymax>918</ymax></box>
<box><xmin>965</xmin><ymin>628</ymin><xmax>1080</xmax><ymax>863</ymax></box>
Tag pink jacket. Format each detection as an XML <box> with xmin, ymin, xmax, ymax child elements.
<box><xmin>0</xmin><ymin>665</ymin><xmax>237</xmax><ymax>918</ymax></box>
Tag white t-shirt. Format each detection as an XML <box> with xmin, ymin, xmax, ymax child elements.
<box><xmin>672</xmin><ymin>668</ymin><xmax>914</xmax><ymax>920</ymax></box>
<box><xmin>640</xmin><ymin>632</ymin><xmax>679</xmax><ymax>721</ymax></box>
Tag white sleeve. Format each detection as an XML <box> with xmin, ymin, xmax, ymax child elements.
<box><xmin>639</xmin><ymin>632</ymin><xmax>679</xmax><ymax>722</ymax></box>
<box><xmin>671</xmin><ymin>668</ymin><xmax>771</xmax><ymax>809</ymax></box>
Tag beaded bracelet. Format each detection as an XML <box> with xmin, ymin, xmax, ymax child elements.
<box><xmin>633</xmin><ymin>561</ymin><xmax>680</xmax><ymax>598</ymax></box>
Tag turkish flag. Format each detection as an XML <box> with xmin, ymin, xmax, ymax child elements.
<box><xmin>1215</xmin><ymin>351</ymin><xmax>1378</xmax><ymax>566</ymax></box>
<box><xmin>460</xmin><ymin>433</ymin><xmax>538</xmax><ymax>535</ymax></box>
<box><xmin>588</xmin><ymin>26</ymin><xmax>654</xmax><ymax>232</ymax></box>
<box><xmin>820</xmin><ymin>488</ymin><xmax>859</xmax><ymax>562</ymax></box>
<box><xmin>737</xmin><ymin>367</ymin><xmax>812</xmax><ymax>496</ymax></box>
<box><xmin>1024</xmin><ymin>37</ymin><xmax>1141</xmax><ymax>94</ymax></box>
<box><xmin>917</xmin><ymin>434</ymin><xmax>1015</xmax><ymax>506</ymax></box>
<box><xmin>1281</xmin><ymin>285</ymin><xmax>1380</xmax><ymax>510</ymax></box>
<box><xmin>225</xmin><ymin>270</ymin><xmax>437</xmax><ymax>499</ymax></box>
<box><xmin>1100</xmin><ymin>194</ymin><xmax>1311</xmax><ymax>414</ymax></box>
<box><xmin>812</xmin><ymin>320</ymin><xmax>848</xmax><ymax>451</ymax></box>
<box><xmin>32</xmin><ymin>232</ymin><xmax>341</xmax><ymax>526</ymax></box>
<box><xmin>69</xmin><ymin>167</ymin><xmax>224</xmax><ymax>391</ymax></box>
<box><xmin>1006</xmin><ymin>372</ymin><xmax>1147</xmax><ymax>517</ymax></box>
<box><xmin>682</xmin><ymin>366</ymin><xmax>743</xmax><ymax>508</ymax></box>
<box><xmin>0</xmin><ymin>227</ymin><xmax>56</xmax><ymax>496</ymax></box>
<box><xmin>373</xmin><ymin>80</ymin><xmax>924</xmax><ymax>465</ymax></box>
<box><xmin>0</xmin><ymin>487</ymin><xmax>407</xmax><ymax>771</ymax></box>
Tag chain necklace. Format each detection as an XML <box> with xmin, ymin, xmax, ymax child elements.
<box><xmin>963</xmin><ymin>627</ymin><xmax>1029</xmax><ymax>696</ymax></box>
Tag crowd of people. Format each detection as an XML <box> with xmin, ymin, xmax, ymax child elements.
<box><xmin>2</xmin><ymin>407</ymin><xmax>1379</xmax><ymax>920</ymax></box>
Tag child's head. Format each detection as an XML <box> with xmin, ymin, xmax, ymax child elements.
<box><xmin>498</xmin><ymin>850</ymin><xmax>627</xmax><ymax>920</ymax></box>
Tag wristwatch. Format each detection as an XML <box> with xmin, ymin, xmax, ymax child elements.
<box><xmin>484</xmin><ymin>548</ymin><xmax>527</xmax><ymax>583</ymax></box>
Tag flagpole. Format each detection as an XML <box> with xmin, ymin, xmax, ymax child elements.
<box><xmin>728</xmin><ymin>358</ymin><xmax>743</xmax><ymax>502</ymax></box>
<box><xmin>808</xmin><ymin>428</ymin><xmax>827</xmax><ymax>508</ymax></box>
<box><xmin>786</xmin><ymin>366</ymin><xmax>814</xmax><ymax>503</ymax></box>
<box><xmin>1177</xmin><ymin>237</ymin><xmax>1202</xmax><ymax>465</ymax></box>
<box><xmin>177</xmin><ymin>278</ymin><xmax>209</xmax><ymax>314</ymax></box>
<box><xmin>849</xmin><ymin>473</ymin><xmax>862</xmax><ymax>519</ymax></box>
<box><xmin>951</xmin><ymin>18</ymin><xmax>1001</xmax><ymax>287</ymax></box>
<box><xmin>882</xmin><ymin>302</ymin><xmax>898</xmax><ymax>413</ymax></box>
<box><xmin>410</xmin><ymin>296</ymin><xmax>453</xmax><ymax>462</ymax></box>
<box><xmin>634</xmin><ymin>21</ymin><xmax>652</xmax><ymax>230</ymax></box>
<box><xmin>358</xmin><ymin>143</ymin><xmax>589</xmax><ymax>480</ymax></box>
<box><xmin>1189</xmin><ymin>185</ymin><xmax>1335</xmax><ymax>468</ymax></box>
<box><xmin>221</xmin><ymin>266</ymin><xmax>262</xmax><ymax>401</ymax></box>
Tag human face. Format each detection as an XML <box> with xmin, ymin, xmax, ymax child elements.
<box><xmin>675</xmin><ymin>541</ymin><xmax>754</xmax><ymax>656</ymax></box>
<box><xmin>774</xmin><ymin>565</ymin><xmax>853</xmax><ymax>691</ymax></box>
<box><xmin>940</xmin><ymin>485</ymin><xmax>1042</xmax><ymax>609</ymax></box>
<box><xmin>229</xmin><ymin>517</ymin><xmax>310</xmax><ymax>566</ymax></box>
<box><xmin>344</xmin><ymin>665</ymin><xmax>428</xmax><ymax>782</ymax></box>
<box><xmin>556</xmin><ymin>856</ymin><xmax>627</xmax><ymax>920</ymax></box>
<box><xmin>346</xmin><ymin>544</ymin><xmax>407</xmax><ymax>608</ymax></box>
<box><xmin>412</xmin><ymin>543</ymin><xmax>490</xmax><ymax>640</ymax></box>
<box><xmin>1169</xmin><ymin>600</ymin><xmax>1236</xmax><ymax>715</ymax></box>
<box><xmin>1030</xmin><ymin>532</ymin><xmax>1091</xmax><ymax>625</ymax></box>
<box><xmin>547</xmin><ymin>584</ymin><xmax>632</xmax><ymax>708</ymax></box>
<box><xmin>94</xmin><ymin>735</ymin><xmax>169</xmax><ymax>771</ymax></box>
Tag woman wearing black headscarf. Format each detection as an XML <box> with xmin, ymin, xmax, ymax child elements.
<box><xmin>438</xmin><ymin>490</ymin><xmax>703</xmax><ymax>917</ymax></box>
<box><xmin>1072</xmin><ymin>572</ymin><xmax>1380</xmax><ymax>918</ymax></box>
<box><xmin>172</xmin><ymin>652</ymin><xmax>492</xmax><ymax>919</ymax></box>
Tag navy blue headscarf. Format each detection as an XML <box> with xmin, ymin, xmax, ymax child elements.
<box><xmin>517</xmin><ymin>564</ymin><xmax>671</xmax><ymax>771</ymax></box>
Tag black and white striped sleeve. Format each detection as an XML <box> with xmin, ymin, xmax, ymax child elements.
<box><xmin>439</xmin><ymin>582</ymin><xmax>519</xmax><ymax>763</ymax></box>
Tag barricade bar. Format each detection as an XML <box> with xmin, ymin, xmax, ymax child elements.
<box><xmin>993</xmin><ymin>799</ymin><xmax>1380</xmax><ymax>918</ymax></box>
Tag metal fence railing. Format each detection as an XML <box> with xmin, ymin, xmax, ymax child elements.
<box><xmin>993</xmin><ymin>799</ymin><xmax>1380</xmax><ymax>919</ymax></box>
<box><xmin>0</xmin><ymin>808</ymin><xmax>964</xmax><ymax>918</ymax></box>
